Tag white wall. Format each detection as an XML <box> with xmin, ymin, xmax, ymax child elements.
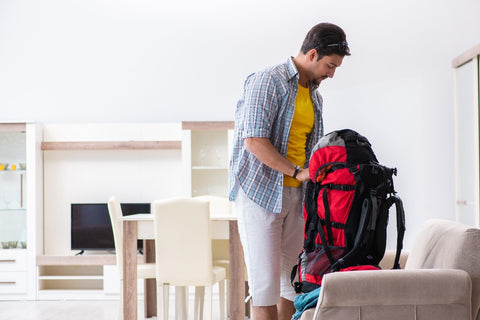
<box><xmin>1</xmin><ymin>0</ymin><xmax>480</xmax><ymax>250</ymax></box>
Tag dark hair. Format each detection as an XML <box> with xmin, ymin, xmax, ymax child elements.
<box><xmin>300</xmin><ymin>22</ymin><xmax>351</xmax><ymax>59</ymax></box>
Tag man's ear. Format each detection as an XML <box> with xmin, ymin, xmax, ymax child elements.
<box><xmin>306</xmin><ymin>48</ymin><xmax>317</xmax><ymax>62</ymax></box>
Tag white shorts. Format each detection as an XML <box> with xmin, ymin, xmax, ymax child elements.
<box><xmin>234</xmin><ymin>184</ymin><xmax>304</xmax><ymax>306</ymax></box>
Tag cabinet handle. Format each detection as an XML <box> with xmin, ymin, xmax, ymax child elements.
<box><xmin>0</xmin><ymin>281</ymin><xmax>16</xmax><ymax>285</ymax></box>
<box><xmin>0</xmin><ymin>260</ymin><xmax>16</xmax><ymax>263</ymax></box>
<box><xmin>456</xmin><ymin>200</ymin><xmax>474</xmax><ymax>206</ymax></box>
<box><xmin>20</xmin><ymin>173</ymin><xmax>23</xmax><ymax>208</ymax></box>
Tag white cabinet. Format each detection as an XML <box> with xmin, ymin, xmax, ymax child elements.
<box><xmin>453</xmin><ymin>44</ymin><xmax>480</xmax><ymax>226</ymax></box>
<box><xmin>181</xmin><ymin>121</ymin><xmax>234</xmax><ymax>197</ymax></box>
<box><xmin>0</xmin><ymin>122</ymin><xmax>43</xmax><ymax>299</ymax></box>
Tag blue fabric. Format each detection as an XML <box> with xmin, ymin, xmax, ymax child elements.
<box><xmin>292</xmin><ymin>287</ymin><xmax>321</xmax><ymax>320</ymax></box>
<box><xmin>229</xmin><ymin>57</ymin><xmax>324</xmax><ymax>213</ymax></box>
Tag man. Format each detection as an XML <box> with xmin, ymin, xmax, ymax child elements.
<box><xmin>229</xmin><ymin>23</ymin><xmax>350</xmax><ymax>320</ymax></box>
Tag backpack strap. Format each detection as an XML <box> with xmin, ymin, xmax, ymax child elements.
<box><xmin>331</xmin><ymin>196</ymin><xmax>372</xmax><ymax>271</ymax></box>
<box><xmin>322</xmin><ymin>189</ymin><xmax>334</xmax><ymax>246</ymax></box>
<box><xmin>385</xmin><ymin>195</ymin><xmax>406</xmax><ymax>269</ymax></box>
<box><xmin>303</xmin><ymin>181</ymin><xmax>321</xmax><ymax>252</ymax></box>
<box><xmin>316</xmin><ymin>197</ymin><xmax>337</xmax><ymax>265</ymax></box>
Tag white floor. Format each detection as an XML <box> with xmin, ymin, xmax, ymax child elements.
<box><xmin>0</xmin><ymin>288</ymin><xmax>241</xmax><ymax>320</ymax></box>
<box><xmin>0</xmin><ymin>300</ymin><xmax>123</xmax><ymax>320</ymax></box>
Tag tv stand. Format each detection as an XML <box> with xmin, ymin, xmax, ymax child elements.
<box><xmin>36</xmin><ymin>254</ymin><xmax>145</xmax><ymax>299</ymax></box>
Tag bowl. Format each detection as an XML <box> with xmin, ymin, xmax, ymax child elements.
<box><xmin>20</xmin><ymin>241</ymin><xmax>27</xmax><ymax>249</ymax></box>
<box><xmin>19</xmin><ymin>163</ymin><xmax>26</xmax><ymax>170</ymax></box>
<box><xmin>1</xmin><ymin>242</ymin><xmax>10</xmax><ymax>249</ymax></box>
<box><xmin>9</xmin><ymin>241</ymin><xmax>18</xmax><ymax>249</ymax></box>
<box><xmin>0</xmin><ymin>163</ymin><xmax>7</xmax><ymax>171</ymax></box>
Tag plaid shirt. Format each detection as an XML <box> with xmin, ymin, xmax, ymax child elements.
<box><xmin>229</xmin><ymin>57</ymin><xmax>324</xmax><ymax>213</ymax></box>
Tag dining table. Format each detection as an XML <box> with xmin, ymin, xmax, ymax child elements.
<box><xmin>120</xmin><ymin>210</ymin><xmax>246</xmax><ymax>320</ymax></box>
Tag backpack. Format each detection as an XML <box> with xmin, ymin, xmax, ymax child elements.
<box><xmin>291</xmin><ymin>129</ymin><xmax>406</xmax><ymax>294</ymax></box>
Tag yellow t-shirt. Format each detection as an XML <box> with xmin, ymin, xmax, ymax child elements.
<box><xmin>284</xmin><ymin>84</ymin><xmax>315</xmax><ymax>187</ymax></box>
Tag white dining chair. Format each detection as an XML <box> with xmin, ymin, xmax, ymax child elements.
<box><xmin>194</xmin><ymin>195</ymin><xmax>251</xmax><ymax>317</ymax></box>
<box><xmin>152</xmin><ymin>197</ymin><xmax>227</xmax><ymax>320</ymax></box>
<box><xmin>107</xmin><ymin>196</ymin><xmax>157</xmax><ymax>319</ymax></box>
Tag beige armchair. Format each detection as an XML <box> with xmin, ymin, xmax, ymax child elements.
<box><xmin>300</xmin><ymin>219</ymin><xmax>480</xmax><ymax>320</ymax></box>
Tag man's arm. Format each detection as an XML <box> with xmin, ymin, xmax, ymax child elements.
<box><xmin>244</xmin><ymin>137</ymin><xmax>310</xmax><ymax>182</ymax></box>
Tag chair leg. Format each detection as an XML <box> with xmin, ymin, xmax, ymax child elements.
<box><xmin>157</xmin><ymin>284</ymin><xmax>164</xmax><ymax>320</ymax></box>
<box><xmin>204</xmin><ymin>285</ymin><xmax>213</xmax><ymax>320</ymax></box>
<box><xmin>194</xmin><ymin>286</ymin><xmax>205</xmax><ymax>320</ymax></box>
<box><xmin>219</xmin><ymin>280</ymin><xmax>226</xmax><ymax>320</ymax></box>
<box><xmin>157</xmin><ymin>284</ymin><xmax>170</xmax><ymax>320</ymax></box>
<box><xmin>175</xmin><ymin>286</ymin><xmax>188</xmax><ymax>320</ymax></box>
<box><xmin>163</xmin><ymin>285</ymin><xmax>170</xmax><ymax>320</ymax></box>
<box><xmin>118</xmin><ymin>279</ymin><xmax>124</xmax><ymax>320</ymax></box>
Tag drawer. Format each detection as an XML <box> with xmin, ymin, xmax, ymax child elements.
<box><xmin>0</xmin><ymin>272</ymin><xmax>27</xmax><ymax>294</ymax></box>
<box><xmin>0</xmin><ymin>250</ymin><xmax>28</xmax><ymax>271</ymax></box>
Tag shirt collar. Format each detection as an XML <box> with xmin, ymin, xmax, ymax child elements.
<box><xmin>286</xmin><ymin>57</ymin><xmax>319</xmax><ymax>91</ymax></box>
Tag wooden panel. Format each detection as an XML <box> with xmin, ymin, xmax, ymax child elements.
<box><xmin>0</xmin><ymin>123</ymin><xmax>26</xmax><ymax>132</ymax></box>
<box><xmin>182</xmin><ymin>121</ymin><xmax>234</xmax><ymax>131</ymax></box>
<box><xmin>452</xmin><ymin>43</ymin><xmax>480</xmax><ymax>68</ymax></box>
<box><xmin>229</xmin><ymin>220</ymin><xmax>245</xmax><ymax>320</ymax></box>
<box><xmin>41</xmin><ymin>140</ymin><xmax>181</xmax><ymax>151</ymax></box>
<box><xmin>37</xmin><ymin>255</ymin><xmax>116</xmax><ymax>266</ymax></box>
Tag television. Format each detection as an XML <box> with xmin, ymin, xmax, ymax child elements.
<box><xmin>71</xmin><ymin>203</ymin><xmax>150</xmax><ymax>252</ymax></box>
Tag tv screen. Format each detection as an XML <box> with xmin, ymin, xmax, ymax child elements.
<box><xmin>71</xmin><ymin>203</ymin><xmax>150</xmax><ymax>251</ymax></box>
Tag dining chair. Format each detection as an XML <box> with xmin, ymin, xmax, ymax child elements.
<box><xmin>107</xmin><ymin>196</ymin><xmax>157</xmax><ymax>319</ymax></box>
<box><xmin>152</xmin><ymin>197</ymin><xmax>227</xmax><ymax>320</ymax></box>
<box><xmin>194</xmin><ymin>195</ymin><xmax>251</xmax><ymax>317</ymax></box>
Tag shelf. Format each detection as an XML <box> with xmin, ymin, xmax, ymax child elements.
<box><xmin>452</xmin><ymin>43</ymin><xmax>480</xmax><ymax>68</ymax></box>
<box><xmin>41</xmin><ymin>140</ymin><xmax>182</xmax><ymax>151</ymax></box>
<box><xmin>0</xmin><ymin>123</ymin><xmax>26</xmax><ymax>133</ymax></box>
<box><xmin>182</xmin><ymin>121</ymin><xmax>234</xmax><ymax>131</ymax></box>
<box><xmin>37</xmin><ymin>255</ymin><xmax>116</xmax><ymax>266</ymax></box>
<box><xmin>38</xmin><ymin>275</ymin><xmax>104</xmax><ymax>280</ymax></box>
<box><xmin>36</xmin><ymin>254</ymin><xmax>145</xmax><ymax>266</ymax></box>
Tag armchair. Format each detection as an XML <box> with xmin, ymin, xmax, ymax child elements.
<box><xmin>300</xmin><ymin>219</ymin><xmax>480</xmax><ymax>320</ymax></box>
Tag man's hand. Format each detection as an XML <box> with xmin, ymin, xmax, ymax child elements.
<box><xmin>295</xmin><ymin>168</ymin><xmax>310</xmax><ymax>182</ymax></box>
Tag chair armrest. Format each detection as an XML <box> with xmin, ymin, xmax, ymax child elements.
<box><xmin>320</xmin><ymin>269</ymin><xmax>471</xmax><ymax>307</ymax></box>
<box><xmin>307</xmin><ymin>269</ymin><xmax>472</xmax><ymax>320</ymax></box>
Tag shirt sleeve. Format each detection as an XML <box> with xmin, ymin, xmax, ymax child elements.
<box><xmin>240</xmin><ymin>71</ymin><xmax>278</xmax><ymax>140</ymax></box>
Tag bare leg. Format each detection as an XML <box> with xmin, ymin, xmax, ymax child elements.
<box><xmin>252</xmin><ymin>305</ymin><xmax>278</xmax><ymax>320</ymax></box>
<box><xmin>278</xmin><ymin>297</ymin><xmax>296</xmax><ymax>320</ymax></box>
<box><xmin>251</xmin><ymin>298</ymin><xmax>295</xmax><ymax>320</ymax></box>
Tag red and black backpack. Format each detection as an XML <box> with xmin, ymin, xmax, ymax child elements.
<box><xmin>292</xmin><ymin>129</ymin><xmax>406</xmax><ymax>293</ymax></box>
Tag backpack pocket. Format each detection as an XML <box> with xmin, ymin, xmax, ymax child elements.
<box><xmin>295</xmin><ymin>246</ymin><xmax>346</xmax><ymax>292</ymax></box>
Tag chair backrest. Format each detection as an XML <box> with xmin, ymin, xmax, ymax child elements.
<box><xmin>152</xmin><ymin>197</ymin><xmax>213</xmax><ymax>286</ymax></box>
<box><xmin>406</xmin><ymin>219</ymin><xmax>480</xmax><ymax>320</ymax></box>
<box><xmin>193</xmin><ymin>196</ymin><xmax>231</xmax><ymax>261</ymax></box>
<box><xmin>193</xmin><ymin>195</ymin><xmax>232</xmax><ymax>217</ymax></box>
<box><xmin>107</xmin><ymin>196</ymin><xmax>124</xmax><ymax>275</ymax></box>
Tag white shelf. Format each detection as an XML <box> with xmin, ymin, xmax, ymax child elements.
<box><xmin>182</xmin><ymin>121</ymin><xmax>233</xmax><ymax>197</ymax></box>
<box><xmin>38</xmin><ymin>275</ymin><xmax>104</xmax><ymax>280</ymax></box>
<box><xmin>39</xmin><ymin>276</ymin><xmax>104</xmax><ymax>282</ymax></box>
<box><xmin>192</xmin><ymin>166</ymin><xmax>228</xmax><ymax>170</ymax></box>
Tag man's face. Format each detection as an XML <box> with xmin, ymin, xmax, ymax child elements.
<box><xmin>309</xmin><ymin>53</ymin><xmax>344</xmax><ymax>86</ymax></box>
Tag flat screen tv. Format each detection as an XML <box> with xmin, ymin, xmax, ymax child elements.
<box><xmin>71</xmin><ymin>203</ymin><xmax>150</xmax><ymax>252</ymax></box>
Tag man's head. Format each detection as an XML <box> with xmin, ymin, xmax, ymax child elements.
<box><xmin>295</xmin><ymin>23</ymin><xmax>350</xmax><ymax>87</ymax></box>
<box><xmin>301</xmin><ymin>22</ymin><xmax>350</xmax><ymax>59</ymax></box>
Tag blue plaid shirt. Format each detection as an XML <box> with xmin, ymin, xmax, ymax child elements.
<box><xmin>229</xmin><ymin>57</ymin><xmax>324</xmax><ymax>213</ymax></box>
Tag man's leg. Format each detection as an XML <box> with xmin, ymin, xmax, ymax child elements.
<box><xmin>279</xmin><ymin>187</ymin><xmax>304</xmax><ymax>320</ymax></box>
<box><xmin>252</xmin><ymin>305</ymin><xmax>278</xmax><ymax>320</ymax></box>
<box><xmin>235</xmin><ymin>186</ymin><xmax>283</xmax><ymax>320</ymax></box>
<box><xmin>278</xmin><ymin>297</ymin><xmax>296</xmax><ymax>320</ymax></box>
